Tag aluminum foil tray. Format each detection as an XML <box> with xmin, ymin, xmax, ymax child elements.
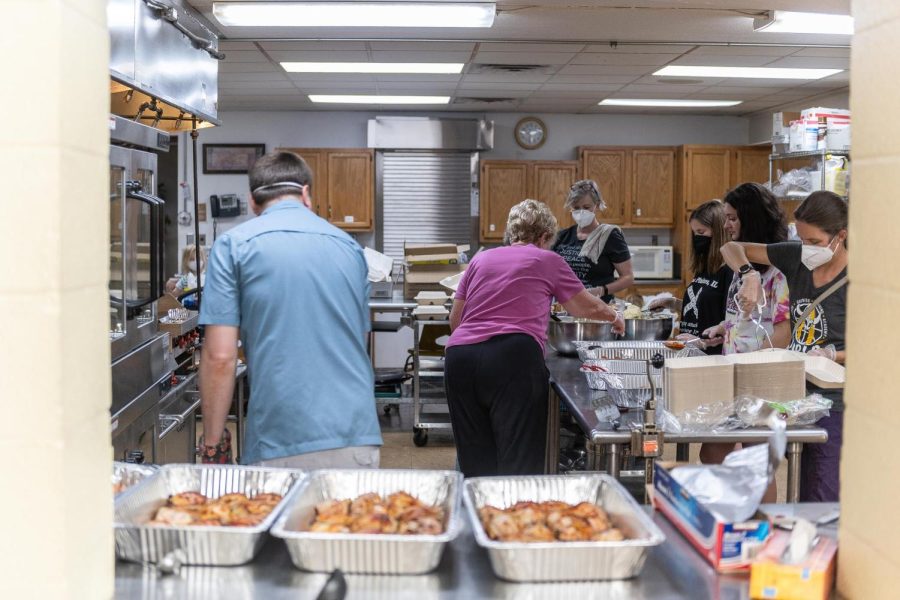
<box><xmin>114</xmin><ymin>464</ymin><xmax>303</xmax><ymax>566</ymax></box>
<box><xmin>463</xmin><ymin>474</ymin><xmax>665</xmax><ymax>582</ymax></box>
<box><xmin>575</xmin><ymin>340</ymin><xmax>685</xmax><ymax>361</ymax></box>
<box><xmin>113</xmin><ymin>462</ymin><xmax>157</xmax><ymax>499</ymax></box>
<box><xmin>581</xmin><ymin>359</ymin><xmax>662</xmax><ymax>376</ymax></box>
<box><xmin>582</xmin><ymin>371</ymin><xmax>663</xmax><ymax>409</ymax></box>
<box><xmin>271</xmin><ymin>469</ymin><xmax>463</xmax><ymax>574</ymax></box>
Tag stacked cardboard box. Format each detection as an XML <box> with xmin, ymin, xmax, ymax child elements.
<box><xmin>403</xmin><ymin>243</ymin><xmax>469</xmax><ymax>298</ymax></box>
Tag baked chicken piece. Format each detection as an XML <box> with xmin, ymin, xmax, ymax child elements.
<box><xmin>149</xmin><ymin>491</ymin><xmax>282</xmax><ymax>527</ymax></box>
<box><xmin>478</xmin><ymin>500</ymin><xmax>625</xmax><ymax>543</ymax></box>
<box><xmin>168</xmin><ymin>491</ymin><xmax>207</xmax><ymax>506</ymax></box>
<box><xmin>309</xmin><ymin>491</ymin><xmax>445</xmax><ymax>536</ymax></box>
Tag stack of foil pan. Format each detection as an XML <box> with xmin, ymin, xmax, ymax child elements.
<box><xmin>114</xmin><ymin>464</ymin><xmax>303</xmax><ymax>566</ymax></box>
<box><xmin>271</xmin><ymin>469</ymin><xmax>463</xmax><ymax>574</ymax></box>
<box><xmin>463</xmin><ymin>474</ymin><xmax>665</xmax><ymax>582</ymax></box>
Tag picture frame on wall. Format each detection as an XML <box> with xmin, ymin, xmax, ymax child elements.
<box><xmin>202</xmin><ymin>143</ymin><xmax>266</xmax><ymax>174</ymax></box>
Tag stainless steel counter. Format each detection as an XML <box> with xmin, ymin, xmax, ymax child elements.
<box><xmin>545</xmin><ymin>354</ymin><xmax>828</xmax><ymax>502</ymax></box>
<box><xmin>368</xmin><ymin>291</ymin><xmax>419</xmax><ymax>313</ymax></box>
<box><xmin>114</xmin><ymin>502</ymin><xmax>838</xmax><ymax>599</ymax></box>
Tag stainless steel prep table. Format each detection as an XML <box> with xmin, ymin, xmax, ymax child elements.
<box><xmin>114</xmin><ymin>502</ymin><xmax>839</xmax><ymax>599</ymax></box>
<box><xmin>545</xmin><ymin>354</ymin><xmax>829</xmax><ymax>503</ymax></box>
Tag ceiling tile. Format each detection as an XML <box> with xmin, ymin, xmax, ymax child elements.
<box><xmin>571</xmin><ymin>52</ymin><xmax>681</xmax><ymax>66</ymax></box>
<box><xmin>259</xmin><ymin>41</ymin><xmax>369</xmax><ymax>52</ymax></box>
<box><xmin>372</xmin><ymin>74</ymin><xmax>462</xmax><ymax>83</ymax></box>
<box><xmin>371</xmin><ymin>51</ymin><xmax>474</xmax><ymax>62</ymax></box>
<box><xmin>292</xmin><ymin>83</ymin><xmax>380</xmax><ymax>92</ymax></box>
<box><xmin>556</xmin><ymin>64</ymin><xmax>654</xmax><ymax>76</ymax></box>
<box><xmin>219</xmin><ymin>50</ymin><xmax>271</xmax><ymax>63</ymax></box>
<box><xmin>370</xmin><ymin>83</ymin><xmax>458</xmax><ymax>93</ymax></box>
<box><xmin>219</xmin><ymin>62</ymin><xmax>280</xmax><ymax>73</ymax></box>
<box><xmin>368</xmin><ymin>41</ymin><xmax>476</xmax><ymax>52</ymax></box>
<box><xmin>478</xmin><ymin>42</ymin><xmax>586</xmax><ymax>53</ymax></box>
<box><xmin>457</xmin><ymin>82</ymin><xmax>543</xmax><ymax>91</ymax></box>
<box><xmin>265</xmin><ymin>50</ymin><xmax>372</xmax><ymax>62</ymax></box>
<box><xmin>454</xmin><ymin>89</ymin><xmax>532</xmax><ymax>98</ymax></box>
<box><xmin>461</xmin><ymin>72</ymin><xmax>553</xmax><ymax>84</ymax></box>
<box><xmin>671</xmin><ymin>54</ymin><xmax>781</xmax><ymax>67</ymax></box>
<box><xmin>473</xmin><ymin>51</ymin><xmax>576</xmax><ymax>65</ymax></box>
<box><xmin>538</xmin><ymin>83</ymin><xmax>625</xmax><ymax>92</ymax></box>
<box><xmin>630</xmin><ymin>75</ymin><xmax>714</xmax><ymax>86</ymax></box>
<box><xmin>548</xmin><ymin>74</ymin><xmax>637</xmax><ymax>84</ymax></box>
<box><xmin>584</xmin><ymin>44</ymin><xmax>693</xmax><ymax>54</ymax></box>
<box><xmin>790</xmin><ymin>47</ymin><xmax>851</xmax><ymax>58</ymax></box>
<box><xmin>689</xmin><ymin>45</ymin><xmax>798</xmax><ymax>57</ymax></box>
<box><xmin>219</xmin><ymin>80</ymin><xmax>298</xmax><ymax>90</ymax></box>
<box><xmin>762</xmin><ymin>56</ymin><xmax>850</xmax><ymax>70</ymax></box>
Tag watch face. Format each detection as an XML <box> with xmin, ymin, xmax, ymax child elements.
<box><xmin>515</xmin><ymin>117</ymin><xmax>546</xmax><ymax>149</ymax></box>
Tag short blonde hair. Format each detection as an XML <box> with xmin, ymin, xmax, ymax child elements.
<box><xmin>505</xmin><ymin>199</ymin><xmax>558</xmax><ymax>245</ymax></box>
<box><xmin>181</xmin><ymin>244</ymin><xmax>207</xmax><ymax>274</ymax></box>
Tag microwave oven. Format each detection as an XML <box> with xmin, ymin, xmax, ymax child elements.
<box><xmin>630</xmin><ymin>246</ymin><xmax>674</xmax><ymax>279</ymax></box>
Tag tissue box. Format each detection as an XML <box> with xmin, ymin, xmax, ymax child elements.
<box><xmin>749</xmin><ymin>530</ymin><xmax>837</xmax><ymax>600</ymax></box>
<box><xmin>725</xmin><ymin>350</ymin><xmax>806</xmax><ymax>402</ymax></box>
<box><xmin>652</xmin><ymin>462</ymin><xmax>771</xmax><ymax>571</ymax></box>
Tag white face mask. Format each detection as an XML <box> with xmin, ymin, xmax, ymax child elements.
<box><xmin>801</xmin><ymin>237</ymin><xmax>838</xmax><ymax>271</ymax></box>
<box><xmin>571</xmin><ymin>209</ymin><xmax>595</xmax><ymax>228</ymax></box>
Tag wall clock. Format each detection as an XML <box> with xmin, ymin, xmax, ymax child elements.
<box><xmin>514</xmin><ymin>116</ymin><xmax>546</xmax><ymax>150</ymax></box>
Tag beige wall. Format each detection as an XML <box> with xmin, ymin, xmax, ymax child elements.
<box><xmin>0</xmin><ymin>1</ymin><xmax>113</xmax><ymax>597</ymax></box>
<box><xmin>838</xmin><ymin>1</ymin><xmax>900</xmax><ymax>598</ymax></box>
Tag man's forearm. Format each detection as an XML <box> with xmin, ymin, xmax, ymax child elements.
<box><xmin>199</xmin><ymin>354</ymin><xmax>237</xmax><ymax>446</ymax></box>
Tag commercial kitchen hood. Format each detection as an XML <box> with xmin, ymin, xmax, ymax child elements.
<box><xmin>368</xmin><ymin>117</ymin><xmax>494</xmax><ymax>151</ymax></box>
<box><xmin>109</xmin><ymin>0</ymin><xmax>222</xmax><ymax>130</ymax></box>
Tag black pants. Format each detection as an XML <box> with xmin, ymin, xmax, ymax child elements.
<box><xmin>445</xmin><ymin>333</ymin><xmax>549</xmax><ymax>477</ymax></box>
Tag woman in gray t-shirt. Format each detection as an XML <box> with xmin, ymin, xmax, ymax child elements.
<box><xmin>719</xmin><ymin>191</ymin><xmax>848</xmax><ymax>503</ymax></box>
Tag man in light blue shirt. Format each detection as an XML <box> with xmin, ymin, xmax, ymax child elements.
<box><xmin>198</xmin><ymin>151</ymin><xmax>382</xmax><ymax>468</ymax></box>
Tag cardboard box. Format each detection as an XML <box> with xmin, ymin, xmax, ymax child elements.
<box><xmin>663</xmin><ymin>355</ymin><xmax>734</xmax><ymax>416</ymax></box>
<box><xmin>403</xmin><ymin>243</ymin><xmax>469</xmax><ymax>297</ymax></box>
<box><xmin>653</xmin><ymin>461</ymin><xmax>771</xmax><ymax>571</ymax></box>
<box><xmin>772</xmin><ymin>111</ymin><xmax>801</xmax><ymax>140</ymax></box>
<box><xmin>749</xmin><ymin>530</ymin><xmax>838</xmax><ymax>600</ymax></box>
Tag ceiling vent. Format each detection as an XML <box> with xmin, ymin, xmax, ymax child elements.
<box><xmin>469</xmin><ymin>63</ymin><xmax>553</xmax><ymax>74</ymax></box>
<box><xmin>452</xmin><ymin>97</ymin><xmax>517</xmax><ymax>104</ymax></box>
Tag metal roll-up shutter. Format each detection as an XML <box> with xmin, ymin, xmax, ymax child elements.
<box><xmin>380</xmin><ymin>151</ymin><xmax>474</xmax><ymax>265</ymax></box>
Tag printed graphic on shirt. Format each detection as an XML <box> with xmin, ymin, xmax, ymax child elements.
<box><xmin>789</xmin><ymin>298</ymin><xmax>829</xmax><ymax>352</ymax></box>
<box><xmin>683</xmin><ymin>285</ymin><xmax>703</xmax><ymax>320</ymax></box>
<box><xmin>554</xmin><ymin>244</ymin><xmax>591</xmax><ymax>281</ymax></box>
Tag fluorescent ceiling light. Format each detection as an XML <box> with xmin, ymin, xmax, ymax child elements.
<box><xmin>654</xmin><ymin>65</ymin><xmax>842</xmax><ymax>80</ymax></box>
<box><xmin>308</xmin><ymin>95</ymin><xmax>451</xmax><ymax>104</ymax></box>
<box><xmin>282</xmin><ymin>62</ymin><xmax>464</xmax><ymax>74</ymax></box>
<box><xmin>754</xmin><ymin>11</ymin><xmax>853</xmax><ymax>35</ymax></box>
<box><xmin>213</xmin><ymin>2</ymin><xmax>496</xmax><ymax>28</ymax></box>
<box><xmin>599</xmin><ymin>99</ymin><xmax>742</xmax><ymax>108</ymax></box>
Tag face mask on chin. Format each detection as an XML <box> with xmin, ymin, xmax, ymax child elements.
<box><xmin>571</xmin><ymin>209</ymin><xmax>595</xmax><ymax>228</ymax></box>
<box><xmin>801</xmin><ymin>236</ymin><xmax>839</xmax><ymax>271</ymax></box>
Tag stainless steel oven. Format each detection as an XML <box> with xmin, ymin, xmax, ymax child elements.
<box><xmin>156</xmin><ymin>373</ymin><xmax>201</xmax><ymax>464</ymax></box>
<box><xmin>109</xmin><ymin>116</ymin><xmax>175</xmax><ymax>463</ymax></box>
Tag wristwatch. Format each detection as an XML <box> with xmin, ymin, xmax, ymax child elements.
<box><xmin>738</xmin><ymin>264</ymin><xmax>754</xmax><ymax>279</ymax></box>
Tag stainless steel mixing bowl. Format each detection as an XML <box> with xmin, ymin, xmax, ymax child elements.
<box><xmin>621</xmin><ymin>316</ymin><xmax>673</xmax><ymax>341</ymax></box>
<box><xmin>547</xmin><ymin>319</ymin><xmax>617</xmax><ymax>356</ymax></box>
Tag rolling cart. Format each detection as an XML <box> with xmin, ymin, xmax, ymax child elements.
<box><xmin>411</xmin><ymin>318</ymin><xmax>453</xmax><ymax>447</ymax></box>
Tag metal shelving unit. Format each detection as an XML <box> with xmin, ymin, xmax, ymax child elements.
<box><xmin>769</xmin><ymin>148</ymin><xmax>851</xmax><ymax>201</ymax></box>
<box><xmin>411</xmin><ymin>318</ymin><xmax>453</xmax><ymax>447</ymax></box>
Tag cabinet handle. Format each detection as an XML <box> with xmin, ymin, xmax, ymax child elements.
<box><xmin>328</xmin><ymin>205</ymin><xmax>333</xmax><ymax>219</ymax></box>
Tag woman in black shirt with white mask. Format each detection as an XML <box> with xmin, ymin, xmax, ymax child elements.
<box><xmin>552</xmin><ymin>180</ymin><xmax>634</xmax><ymax>303</ymax></box>
<box><xmin>677</xmin><ymin>200</ymin><xmax>733</xmax><ymax>354</ymax></box>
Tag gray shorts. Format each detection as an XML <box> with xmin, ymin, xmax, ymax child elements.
<box><xmin>254</xmin><ymin>445</ymin><xmax>380</xmax><ymax>470</ymax></box>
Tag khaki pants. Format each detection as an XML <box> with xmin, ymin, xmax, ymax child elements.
<box><xmin>255</xmin><ymin>445</ymin><xmax>380</xmax><ymax>470</ymax></box>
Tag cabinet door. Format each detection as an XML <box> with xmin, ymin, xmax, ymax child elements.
<box><xmin>682</xmin><ymin>146</ymin><xmax>731</xmax><ymax>209</ymax></box>
<box><xmin>480</xmin><ymin>161</ymin><xmax>530</xmax><ymax>241</ymax></box>
<box><xmin>631</xmin><ymin>149</ymin><xmax>675</xmax><ymax>226</ymax></box>
<box><xmin>580</xmin><ymin>149</ymin><xmax>628</xmax><ymax>224</ymax></box>
<box><xmin>731</xmin><ymin>147</ymin><xmax>771</xmax><ymax>187</ymax></box>
<box><xmin>276</xmin><ymin>148</ymin><xmax>327</xmax><ymax>217</ymax></box>
<box><xmin>530</xmin><ymin>161</ymin><xmax>579</xmax><ymax>230</ymax></box>
<box><xmin>327</xmin><ymin>150</ymin><xmax>373</xmax><ymax>230</ymax></box>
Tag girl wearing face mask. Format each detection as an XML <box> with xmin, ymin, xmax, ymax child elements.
<box><xmin>674</xmin><ymin>201</ymin><xmax>732</xmax><ymax>355</ymax></box>
<box><xmin>166</xmin><ymin>244</ymin><xmax>207</xmax><ymax>299</ymax></box>
<box><xmin>722</xmin><ymin>191</ymin><xmax>849</xmax><ymax>502</ymax></box>
<box><xmin>551</xmin><ymin>180</ymin><xmax>634</xmax><ymax>303</ymax></box>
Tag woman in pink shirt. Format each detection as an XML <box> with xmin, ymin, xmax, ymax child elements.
<box><xmin>446</xmin><ymin>199</ymin><xmax>624</xmax><ymax>477</ymax></box>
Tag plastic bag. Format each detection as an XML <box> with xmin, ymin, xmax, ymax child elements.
<box><xmin>660</xmin><ymin>394</ymin><xmax>832</xmax><ymax>433</ymax></box>
<box><xmin>670</xmin><ymin>412</ymin><xmax>786</xmax><ymax>522</ymax></box>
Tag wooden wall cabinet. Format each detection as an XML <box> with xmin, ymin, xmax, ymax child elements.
<box><xmin>276</xmin><ymin>147</ymin><xmax>374</xmax><ymax>231</ymax></box>
<box><xmin>579</xmin><ymin>147</ymin><xmax>676</xmax><ymax>228</ymax></box>
<box><xmin>531</xmin><ymin>161</ymin><xmax>580</xmax><ymax>228</ymax></box>
<box><xmin>480</xmin><ymin>161</ymin><xmax>531</xmax><ymax>241</ymax></box>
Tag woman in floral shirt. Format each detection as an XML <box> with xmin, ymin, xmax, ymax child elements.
<box><xmin>699</xmin><ymin>183</ymin><xmax>790</xmax><ymax>502</ymax></box>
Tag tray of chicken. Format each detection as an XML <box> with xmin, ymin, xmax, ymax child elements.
<box><xmin>270</xmin><ymin>469</ymin><xmax>463</xmax><ymax>574</ymax></box>
<box><xmin>114</xmin><ymin>464</ymin><xmax>304</xmax><ymax>566</ymax></box>
<box><xmin>463</xmin><ymin>474</ymin><xmax>665</xmax><ymax>582</ymax></box>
